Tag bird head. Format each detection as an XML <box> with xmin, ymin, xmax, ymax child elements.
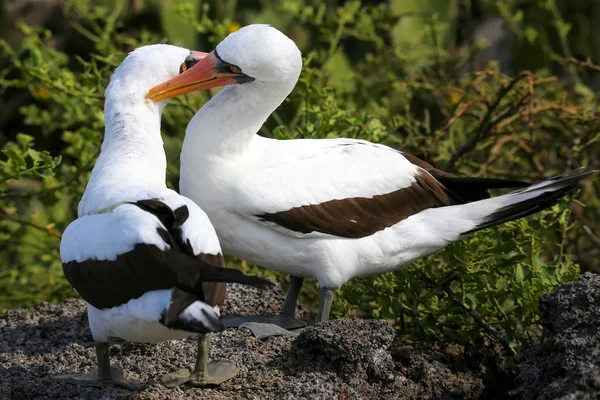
<box><xmin>145</xmin><ymin>25</ymin><xmax>302</xmax><ymax>102</ymax></box>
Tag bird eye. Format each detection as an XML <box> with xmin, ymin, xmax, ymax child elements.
<box><xmin>180</xmin><ymin>63</ymin><xmax>188</xmax><ymax>73</ymax></box>
<box><xmin>229</xmin><ymin>65</ymin><xmax>238</xmax><ymax>73</ymax></box>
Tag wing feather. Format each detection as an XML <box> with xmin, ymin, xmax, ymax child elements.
<box><xmin>61</xmin><ymin>201</ymin><xmax>271</xmax><ymax>310</ymax></box>
<box><xmin>232</xmin><ymin>140</ymin><xmax>529</xmax><ymax>239</ymax></box>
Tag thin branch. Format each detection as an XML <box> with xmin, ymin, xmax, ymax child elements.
<box><xmin>443</xmin><ymin>73</ymin><xmax>531</xmax><ymax>172</ymax></box>
<box><xmin>0</xmin><ymin>214</ymin><xmax>62</xmax><ymax>238</ymax></box>
<box><xmin>421</xmin><ymin>275</ymin><xmax>512</xmax><ymax>353</ymax></box>
<box><xmin>446</xmin><ymin>291</ymin><xmax>512</xmax><ymax>353</ymax></box>
<box><xmin>583</xmin><ymin>225</ymin><xmax>600</xmax><ymax>250</ymax></box>
<box><xmin>558</xmin><ymin>56</ymin><xmax>600</xmax><ymax>72</ymax></box>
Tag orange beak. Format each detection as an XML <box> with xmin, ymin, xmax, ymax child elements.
<box><xmin>146</xmin><ymin>51</ymin><xmax>240</xmax><ymax>102</ymax></box>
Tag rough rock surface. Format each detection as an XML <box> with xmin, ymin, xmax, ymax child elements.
<box><xmin>512</xmin><ymin>272</ymin><xmax>600</xmax><ymax>400</ymax></box>
<box><xmin>1</xmin><ymin>283</ymin><xmax>493</xmax><ymax>399</ymax></box>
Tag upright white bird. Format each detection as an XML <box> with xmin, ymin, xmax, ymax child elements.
<box><xmin>55</xmin><ymin>44</ymin><xmax>272</xmax><ymax>389</ymax></box>
<box><xmin>147</xmin><ymin>25</ymin><xmax>595</xmax><ymax>336</ymax></box>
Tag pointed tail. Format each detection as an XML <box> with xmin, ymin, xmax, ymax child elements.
<box><xmin>456</xmin><ymin>169</ymin><xmax>596</xmax><ymax>235</ymax></box>
<box><xmin>419</xmin><ymin>169</ymin><xmax>596</xmax><ymax>242</ymax></box>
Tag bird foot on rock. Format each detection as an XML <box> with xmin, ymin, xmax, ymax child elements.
<box><xmin>162</xmin><ymin>360</ymin><xmax>239</xmax><ymax>387</ymax></box>
<box><xmin>52</xmin><ymin>365</ymin><xmax>142</xmax><ymax>390</ymax></box>
<box><xmin>240</xmin><ymin>322</ymin><xmax>303</xmax><ymax>339</ymax></box>
<box><xmin>222</xmin><ymin>313</ymin><xmax>305</xmax><ymax>339</ymax></box>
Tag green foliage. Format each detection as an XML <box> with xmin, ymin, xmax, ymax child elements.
<box><xmin>0</xmin><ymin>0</ymin><xmax>598</xmax><ymax>363</ymax></box>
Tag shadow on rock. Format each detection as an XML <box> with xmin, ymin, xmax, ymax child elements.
<box><xmin>512</xmin><ymin>272</ymin><xmax>600</xmax><ymax>399</ymax></box>
<box><xmin>287</xmin><ymin>318</ymin><xmax>495</xmax><ymax>399</ymax></box>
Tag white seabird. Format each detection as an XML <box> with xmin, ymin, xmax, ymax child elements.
<box><xmin>146</xmin><ymin>25</ymin><xmax>595</xmax><ymax>336</ymax></box>
<box><xmin>55</xmin><ymin>44</ymin><xmax>272</xmax><ymax>389</ymax></box>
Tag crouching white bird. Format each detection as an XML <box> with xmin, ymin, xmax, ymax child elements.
<box><xmin>53</xmin><ymin>44</ymin><xmax>272</xmax><ymax>389</ymax></box>
<box><xmin>146</xmin><ymin>25</ymin><xmax>596</xmax><ymax>337</ymax></box>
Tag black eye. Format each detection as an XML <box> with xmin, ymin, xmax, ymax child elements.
<box><xmin>180</xmin><ymin>62</ymin><xmax>188</xmax><ymax>74</ymax></box>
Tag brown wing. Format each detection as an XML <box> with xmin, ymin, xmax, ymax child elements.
<box><xmin>200</xmin><ymin>253</ymin><xmax>227</xmax><ymax>307</ymax></box>
<box><xmin>63</xmin><ymin>243</ymin><xmax>270</xmax><ymax>310</ymax></box>
<box><xmin>64</xmin><ymin>200</ymin><xmax>272</xmax><ymax>310</ymax></box>
<box><xmin>258</xmin><ymin>169</ymin><xmax>460</xmax><ymax>239</ymax></box>
<box><xmin>257</xmin><ymin>151</ymin><xmax>531</xmax><ymax>239</ymax></box>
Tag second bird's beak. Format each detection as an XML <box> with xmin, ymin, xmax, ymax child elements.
<box><xmin>146</xmin><ymin>51</ymin><xmax>239</xmax><ymax>102</ymax></box>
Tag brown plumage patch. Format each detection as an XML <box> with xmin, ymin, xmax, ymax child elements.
<box><xmin>258</xmin><ymin>170</ymin><xmax>459</xmax><ymax>239</ymax></box>
<box><xmin>63</xmin><ymin>200</ymin><xmax>271</xmax><ymax>311</ymax></box>
<box><xmin>62</xmin><ymin>244</ymin><xmax>271</xmax><ymax>310</ymax></box>
<box><xmin>400</xmin><ymin>152</ymin><xmax>455</xmax><ymax>178</ymax></box>
<box><xmin>199</xmin><ymin>254</ymin><xmax>227</xmax><ymax>307</ymax></box>
<box><xmin>257</xmin><ymin>151</ymin><xmax>532</xmax><ymax>238</ymax></box>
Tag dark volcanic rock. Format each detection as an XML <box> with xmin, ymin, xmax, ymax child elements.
<box><xmin>289</xmin><ymin>319</ymin><xmax>396</xmax><ymax>382</ymax></box>
<box><xmin>513</xmin><ymin>272</ymin><xmax>600</xmax><ymax>400</ymax></box>
<box><xmin>391</xmin><ymin>342</ymin><xmax>487</xmax><ymax>399</ymax></box>
<box><xmin>1</xmin><ymin>283</ymin><xmax>495</xmax><ymax>399</ymax></box>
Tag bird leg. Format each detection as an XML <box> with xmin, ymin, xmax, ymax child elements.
<box><xmin>162</xmin><ymin>334</ymin><xmax>239</xmax><ymax>387</ymax></box>
<box><xmin>52</xmin><ymin>341</ymin><xmax>141</xmax><ymax>390</ymax></box>
<box><xmin>221</xmin><ymin>275</ymin><xmax>306</xmax><ymax>338</ymax></box>
<box><xmin>316</xmin><ymin>286</ymin><xmax>334</xmax><ymax>322</ymax></box>
<box><xmin>281</xmin><ymin>275</ymin><xmax>304</xmax><ymax>315</ymax></box>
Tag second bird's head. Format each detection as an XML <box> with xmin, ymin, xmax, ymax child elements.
<box><xmin>145</xmin><ymin>24</ymin><xmax>302</xmax><ymax>103</ymax></box>
<box><xmin>106</xmin><ymin>44</ymin><xmax>206</xmax><ymax>105</ymax></box>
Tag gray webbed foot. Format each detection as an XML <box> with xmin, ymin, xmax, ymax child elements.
<box><xmin>162</xmin><ymin>360</ymin><xmax>239</xmax><ymax>387</ymax></box>
<box><xmin>162</xmin><ymin>333</ymin><xmax>239</xmax><ymax>387</ymax></box>
<box><xmin>52</xmin><ymin>365</ymin><xmax>142</xmax><ymax>390</ymax></box>
<box><xmin>223</xmin><ymin>312</ymin><xmax>305</xmax><ymax>329</ymax></box>
<box><xmin>240</xmin><ymin>320</ymin><xmax>303</xmax><ymax>339</ymax></box>
<box><xmin>52</xmin><ymin>341</ymin><xmax>142</xmax><ymax>391</ymax></box>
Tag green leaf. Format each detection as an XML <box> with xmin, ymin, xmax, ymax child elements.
<box><xmin>515</xmin><ymin>265</ymin><xmax>525</xmax><ymax>284</ymax></box>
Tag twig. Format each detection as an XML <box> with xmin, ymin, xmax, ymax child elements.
<box><xmin>443</xmin><ymin>72</ymin><xmax>531</xmax><ymax>172</ymax></box>
<box><xmin>548</xmin><ymin>0</ymin><xmax>583</xmax><ymax>86</ymax></box>
<box><xmin>583</xmin><ymin>225</ymin><xmax>600</xmax><ymax>250</ymax></box>
<box><xmin>0</xmin><ymin>214</ymin><xmax>62</xmax><ymax>238</ymax></box>
<box><xmin>559</xmin><ymin>56</ymin><xmax>600</xmax><ymax>72</ymax></box>
<box><xmin>446</xmin><ymin>291</ymin><xmax>512</xmax><ymax>353</ymax></box>
<box><xmin>421</xmin><ymin>275</ymin><xmax>512</xmax><ymax>353</ymax></box>
<box><xmin>439</xmin><ymin>100</ymin><xmax>475</xmax><ymax>132</ymax></box>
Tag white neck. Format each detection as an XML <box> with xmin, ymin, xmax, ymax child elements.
<box><xmin>78</xmin><ymin>92</ymin><xmax>168</xmax><ymax>216</ymax></box>
<box><xmin>183</xmin><ymin>79</ymin><xmax>295</xmax><ymax>158</ymax></box>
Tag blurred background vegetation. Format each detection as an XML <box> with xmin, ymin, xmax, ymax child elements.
<box><xmin>0</xmin><ymin>0</ymin><xmax>598</xmax><ymax>364</ymax></box>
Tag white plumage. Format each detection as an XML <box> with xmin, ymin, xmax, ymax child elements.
<box><xmin>146</xmin><ymin>24</ymin><xmax>594</xmax><ymax>328</ymax></box>
<box><xmin>56</xmin><ymin>44</ymin><xmax>270</xmax><ymax>388</ymax></box>
<box><xmin>61</xmin><ymin>193</ymin><xmax>222</xmax><ymax>343</ymax></box>
<box><xmin>63</xmin><ymin>44</ymin><xmax>222</xmax><ymax>343</ymax></box>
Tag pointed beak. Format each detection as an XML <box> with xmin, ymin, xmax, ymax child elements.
<box><xmin>146</xmin><ymin>51</ymin><xmax>239</xmax><ymax>102</ymax></box>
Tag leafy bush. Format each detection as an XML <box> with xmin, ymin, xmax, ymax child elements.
<box><xmin>0</xmin><ymin>0</ymin><xmax>598</xmax><ymax>361</ymax></box>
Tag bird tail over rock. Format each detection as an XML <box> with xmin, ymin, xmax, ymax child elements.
<box><xmin>425</xmin><ymin>169</ymin><xmax>596</xmax><ymax>239</ymax></box>
<box><xmin>162</xmin><ymin>288</ymin><xmax>224</xmax><ymax>333</ymax></box>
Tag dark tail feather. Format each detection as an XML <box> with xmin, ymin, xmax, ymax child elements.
<box><xmin>464</xmin><ymin>169</ymin><xmax>596</xmax><ymax>235</ymax></box>
<box><xmin>433</xmin><ymin>174</ymin><xmax>530</xmax><ymax>202</ymax></box>
<box><xmin>193</xmin><ymin>265</ymin><xmax>274</xmax><ymax>290</ymax></box>
<box><xmin>162</xmin><ymin>287</ymin><xmax>224</xmax><ymax>333</ymax></box>
<box><xmin>172</xmin><ymin>255</ymin><xmax>274</xmax><ymax>293</ymax></box>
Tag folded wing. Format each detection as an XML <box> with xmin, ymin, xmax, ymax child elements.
<box><xmin>61</xmin><ymin>198</ymin><xmax>271</xmax><ymax>311</ymax></box>
<box><xmin>232</xmin><ymin>140</ymin><xmax>529</xmax><ymax>239</ymax></box>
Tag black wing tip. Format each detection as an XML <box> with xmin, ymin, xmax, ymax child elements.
<box><xmin>244</xmin><ymin>276</ymin><xmax>276</xmax><ymax>290</ymax></box>
<box><xmin>173</xmin><ymin>205</ymin><xmax>190</xmax><ymax>228</ymax></box>
<box><xmin>547</xmin><ymin>168</ymin><xmax>597</xmax><ymax>182</ymax></box>
<box><xmin>464</xmin><ymin>169</ymin><xmax>594</xmax><ymax>235</ymax></box>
